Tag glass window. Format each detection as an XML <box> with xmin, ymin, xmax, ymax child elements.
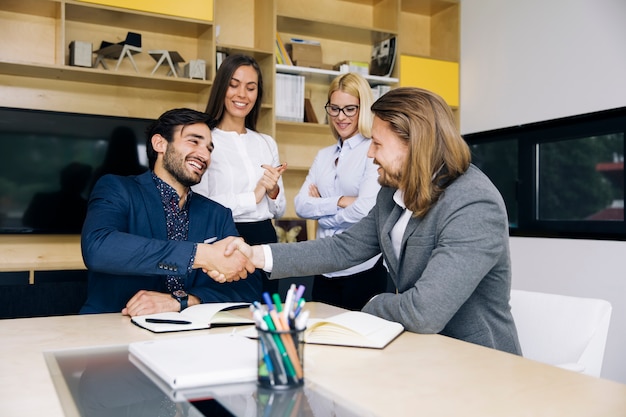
<box><xmin>471</xmin><ymin>139</ymin><xmax>519</xmax><ymax>226</ymax></box>
<box><xmin>464</xmin><ymin>106</ymin><xmax>626</xmax><ymax>240</ymax></box>
<box><xmin>537</xmin><ymin>134</ymin><xmax>623</xmax><ymax>221</ymax></box>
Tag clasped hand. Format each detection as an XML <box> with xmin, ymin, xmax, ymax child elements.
<box><xmin>203</xmin><ymin>238</ymin><xmax>265</xmax><ymax>281</ymax></box>
<box><xmin>195</xmin><ymin>236</ymin><xmax>256</xmax><ymax>283</ymax></box>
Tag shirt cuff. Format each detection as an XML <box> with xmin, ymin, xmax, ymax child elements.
<box><xmin>188</xmin><ymin>243</ymin><xmax>198</xmax><ymax>274</ymax></box>
<box><xmin>261</xmin><ymin>244</ymin><xmax>273</xmax><ymax>272</ymax></box>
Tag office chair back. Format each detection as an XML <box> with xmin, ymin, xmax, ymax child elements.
<box><xmin>510</xmin><ymin>289</ymin><xmax>612</xmax><ymax>377</ymax></box>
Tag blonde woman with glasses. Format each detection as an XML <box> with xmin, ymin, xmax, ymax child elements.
<box><xmin>294</xmin><ymin>73</ymin><xmax>387</xmax><ymax>310</ymax></box>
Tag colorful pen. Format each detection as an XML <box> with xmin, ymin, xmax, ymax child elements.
<box><xmin>272</xmin><ymin>293</ymin><xmax>283</xmax><ymax>314</ymax></box>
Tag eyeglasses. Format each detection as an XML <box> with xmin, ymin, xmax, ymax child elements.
<box><xmin>324</xmin><ymin>103</ymin><xmax>359</xmax><ymax>118</ymax></box>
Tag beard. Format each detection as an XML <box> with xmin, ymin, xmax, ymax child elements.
<box><xmin>163</xmin><ymin>145</ymin><xmax>201</xmax><ymax>187</ymax></box>
<box><xmin>376</xmin><ymin>163</ymin><xmax>403</xmax><ymax>188</ymax></box>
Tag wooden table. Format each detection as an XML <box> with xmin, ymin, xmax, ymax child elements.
<box><xmin>1</xmin><ymin>303</ymin><xmax>625</xmax><ymax>417</ymax></box>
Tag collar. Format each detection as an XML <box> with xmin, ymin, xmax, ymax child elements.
<box><xmin>393</xmin><ymin>189</ymin><xmax>406</xmax><ymax>210</ymax></box>
<box><xmin>151</xmin><ymin>172</ymin><xmax>192</xmax><ymax>209</ymax></box>
<box><xmin>336</xmin><ymin>132</ymin><xmax>366</xmax><ymax>151</ymax></box>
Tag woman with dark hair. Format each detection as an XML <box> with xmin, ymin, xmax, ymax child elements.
<box><xmin>192</xmin><ymin>54</ymin><xmax>286</xmax><ymax>293</ymax></box>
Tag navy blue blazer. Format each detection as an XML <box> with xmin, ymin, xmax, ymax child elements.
<box><xmin>80</xmin><ymin>171</ymin><xmax>262</xmax><ymax>314</ymax></box>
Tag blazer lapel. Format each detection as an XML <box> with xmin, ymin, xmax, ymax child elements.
<box><xmin>135</xmin><ymin>172</ymin><xmax>167</xmax><ymax>239</ymax></box>
<box><xmin>381</xmin><ymin>203</ymin><xmax>404</xmax><ymax>276</ymax></box>
<box><xmin>187</xmin><ymin>196</ymin><xmax>209</xmax><ymax>244</ymax></box>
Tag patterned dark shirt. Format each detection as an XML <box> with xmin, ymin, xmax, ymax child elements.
<box><xmin>152</xmin><ymin>173</ymin><xmax>195</xmax><ymax>292</ymax></box>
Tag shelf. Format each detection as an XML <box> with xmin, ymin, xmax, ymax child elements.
<box><xmin>401</xmin><ymin>0</ymin><xmax>459</xmax><ymax>16</ymax></box>
<box><xmin>276</xmin><ymin>120</ymin><xmax>329</xmax><ymax>134</ymax></box>
<box><xmin>276</xmin><ymin>64</ymin><xmax>398</xmax><ymax>86</ymax></box>
<box><xmin>0</xmin><ymin>60</ymin><xmax>212</xmax><ymax>93</ymax></box>
<box><xmin>216</xmin><ymin>44</ymin><xmax>273</xmax><ymax>60</ymax></box>
<box><xmin>277</xmin><ymin>15</ymin><xmax>396</xmax><ymax>45</ymax></box>
<box><xmin>65</xmin><ymin>2</ymin><xmax>213</xmax><ymax>38</ymax></box>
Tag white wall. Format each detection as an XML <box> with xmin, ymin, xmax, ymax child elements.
<box><xmin>460</xmin><ymin>0</ymin><xmax>626</xmax><ymax>134</ymax></box>
<box><xmin>460</xmin><ymin>0</ymin><xmax>626</xmax><ymax>383</ymax></box>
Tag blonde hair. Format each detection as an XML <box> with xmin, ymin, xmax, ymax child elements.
<box><xmin>327</xmin><ymin>73</ymin><xmax>374</xmax><ymax>139</ymax></box>
<box><xmin>371</xmin><ymin>87</ymin><xmax>471</xmax><ymax>217</ymax></box>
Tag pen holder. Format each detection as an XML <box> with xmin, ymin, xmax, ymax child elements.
<box><xmin>257</xmin><ymin>326</ymin><xmax>305</xmax><ymax>389</ymax></box>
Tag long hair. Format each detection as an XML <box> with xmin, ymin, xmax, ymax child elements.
<box><xmin>371</xmin><ymin>87</ymin><xmax>471</xmax><ymax>217</ymax></box>
<box><xmin>145</xmin><ymin>108</ymin><xmax>216</xmax><ymax>170</ymax></box>
<box><xmin>327</xmin><ymin>72</ymin><xmax>374</xmax><ymax>139</ymax></box>
<box><xmin>204</xmin><ymin>54</ymin><xmax>263</xmax><ymax>131</ymax></box>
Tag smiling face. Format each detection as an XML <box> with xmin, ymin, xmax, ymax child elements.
<box><xmin>328</xmin><ymin>90</ymin><xmax>360</xmax><ymax>140</ymax></box>
<box><xmin>155</xmin><ymin>123</ymin><xmax>213</xmax><ymax>190</ymax></box>
<box><xmin>368</xmin><ymin>116</ymin><xmax>408</xmax><ymax>188</ymax></box>
<box><xmin>222</xmin><ymin>64</ymin><xmax>259</xmax><ymax>124</ymax></box>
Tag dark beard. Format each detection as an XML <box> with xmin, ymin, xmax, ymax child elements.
<box><xmin>163</xmin><ymin>145</ymin><xmax>200</xmax><ymax>187</ymax></box>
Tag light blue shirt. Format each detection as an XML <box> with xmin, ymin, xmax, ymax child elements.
<box><xmin>294</xmin><ymin>133</ymin><xmax>381</xmax><ymax>277</ymax></box>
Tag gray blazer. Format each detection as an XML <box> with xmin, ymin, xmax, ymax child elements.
<box><xmin>269</xmin><ymin>165</ymin><xmax>521</xmax><ymax>354</ymax></box>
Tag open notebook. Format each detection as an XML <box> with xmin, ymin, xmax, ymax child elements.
<box><xmin>131</xmin><ymin>302</ymin><xmax>253</xmax><ymax>333</ymax></box>
<box><xmin>240</xmin><ymin>311</ymin><xmax>404</xmax><ymax>349</ymax></box>
<box><xmin>128</xmin><ymin>333</ymin><xmax>257</xmax><ymax>389</ymax></box>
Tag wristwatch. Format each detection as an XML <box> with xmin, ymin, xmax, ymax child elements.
<box><xmin>171</xmin><ymin>290</ymin><xmax>188</xmax><ymax>311</ymax></box>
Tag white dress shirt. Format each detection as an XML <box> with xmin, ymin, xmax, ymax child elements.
<box><xmin>192</xmin><ymin>128</ymin><xmax>286</xmax><ymax>222</ymax></box>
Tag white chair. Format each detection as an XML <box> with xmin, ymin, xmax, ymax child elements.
<box><xmin>509</xmin><ymin>289</ymin><xmax>612</xmax><ymax>377</ymax></box>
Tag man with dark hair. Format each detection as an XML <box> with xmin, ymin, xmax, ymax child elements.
<box><xmin>81</xmin><ymin>108</ymin><xmax>260</xmax><ymax>315</ymax></box>
<box><xmin>226</xmin><ymin>88</ymin><xmax>522</xmax><ymax>354</ymax></box>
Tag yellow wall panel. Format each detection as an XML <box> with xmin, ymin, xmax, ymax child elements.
<box><xmin>76</xmin><ymin>0</ymin><xmax>213</xmax><ymax>22</ymax></box>
<box><xmin>400</xmin><ymin>55</ymin><xmax>459</xmax><ymax>108</ymax></box>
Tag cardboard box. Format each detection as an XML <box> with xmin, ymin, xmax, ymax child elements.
<box><xmin>69</xmin><ymin>41</ymin><xmax>92</xmax><ymax>68</ymax></box>
<box><xmin>287</xmin><ymin>43</ymin><xmax>322</xmax><ymax>66</ymax></box>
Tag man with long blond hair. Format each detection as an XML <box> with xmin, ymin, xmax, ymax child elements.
<box><xmin>225</xmin><ymin>87</ymin><xmax>521</xmax><ymax>354</ymax></box>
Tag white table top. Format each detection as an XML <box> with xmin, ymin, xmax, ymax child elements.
<box><xmin>2</xmin><ymin>302</ymin><xmax>626</xmax><ymax>417</ymax></box>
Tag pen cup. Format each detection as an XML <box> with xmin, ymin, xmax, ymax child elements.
<box><xmin>257</xmin><ymin>326</ymin><xmax>305</xmax><ymax>389</ymax></box>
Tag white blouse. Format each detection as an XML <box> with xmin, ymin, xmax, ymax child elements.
<box><xmin>192</xmin><ymin>128</ymin><xmax>286</xmax><ymax>222</ymax></box>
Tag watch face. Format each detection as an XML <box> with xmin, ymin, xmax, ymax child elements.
<box><xmin>172</xmin><ymin>290</ymin><xmax>188</xmax><ymax>299</ymax></box>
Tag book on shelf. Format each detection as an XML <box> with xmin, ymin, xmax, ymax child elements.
<box><xmin>304</xmin><ymin>98</ymin><xmax>318</xmax><ymax>123</ymax></box>
<box><xmin>131</xmin><ymin>302</ymin><xmax>253</xmax><ymax>333</ymax></box>
<box><xmin>276</xmin><ymin>32</ymin><xmax>292</xmax><ymax>66</ymax></box>
<box><xmin>129</xmin><ymin>333</ymin><xmax>258</xmax><ymax>389</ymax></box>
<box><xmin>240</xmin><ymin>311</ymin><xmax>404</xmax><ymax>349</ymax></box>
<box><xmin>216</xmin><ymin>51</ymin><xmax>228</xmax><ymax>70</ymax></box>
<box><xmin>275</xmin><ymin>40</ymin><xmax>284</xmax><ymax>65</ymax></box>
<box><xmin>275</xmin><ymin>73</ymin><xmax>305</xmax><ymax>122</ymax></box>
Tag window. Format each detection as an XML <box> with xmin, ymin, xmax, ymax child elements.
<box><xmin>464</xmin><ymin>107</ymin><xmax>626</xmax><ymax>240</ymax></box>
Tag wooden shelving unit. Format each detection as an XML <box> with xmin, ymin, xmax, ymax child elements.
<box><xmin>0</xmin><ymin>0</ymin><xmax>459</xmax><ymax>267</ymax></box>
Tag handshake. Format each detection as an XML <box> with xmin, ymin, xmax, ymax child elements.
<box><xmin>194</xmin><ymin>236</ymin><xmax>266</xmax><ymax>283</ymax></box>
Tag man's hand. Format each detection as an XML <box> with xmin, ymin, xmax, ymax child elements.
<box><xmin>194</xmin><ymin>236</ymin><xmax>255</xmax><ymax>283</ymax></box>
<box><xmin>224</xmin><ymin>239</ymin><xmax>266</xmax><ymax>269</ymax></box>
<box><xmin>122</xmin><ymin>290</ymin><xmax>185</xmax><ymax>316</ymax></box>
<box><xmin>205</xmin><ymin>238</ymin><xmax>266</xmax><ymax>280</ymax></box>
